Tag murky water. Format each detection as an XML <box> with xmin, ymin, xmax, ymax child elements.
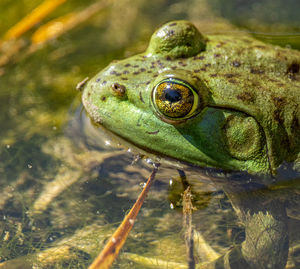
<box><xmin>0</xmin><ymin>0</ymin><xmax>300</xmax><ymax>268</ymax></box>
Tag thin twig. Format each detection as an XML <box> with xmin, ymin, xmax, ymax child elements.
<box><xmin>3</xmin><ymin>0</ymin><xmax>67</xmax><ymax>41</ymax></box>
<box><xmin>88</xmin><ymin>163</ymin><xmax>160</xmax><ymax>269</ymax></box>
<box><xmin>183</xmin><ymin>186</ymin><xmax>196</xmax><ymax>269</ymax></box>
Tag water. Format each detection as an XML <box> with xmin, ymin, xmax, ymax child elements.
<box><xmin>0</xmin><ymin>0</ymin><xmax>300</xmax><ymax>268</ymax></box>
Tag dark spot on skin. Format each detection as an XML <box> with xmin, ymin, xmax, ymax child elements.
<box><xmin>169</xmin><ymin>22</ymin><xmax>177</xmax><ymax>26</ymax></box>
<box><xmin>200</xmin><ymin>68</ymin><xmax>206</xmax><ymax>71</ymax></box>
<box><xmin>272</xmin><ymin>96</ymin><xmax>285</xmax><ymax>106</ymax></box>
<box><xmin>133</xmin><ymin>71</ymin><xmax>140</xmax><ymax>75</ymax></box>
<box><xmin>87</xmin><ymin>92</ymin><xmax>91</xmax><ymax>96</ymax></box>
<box><xmin>123</xmin><ymin>70</ymin><xmax>129</xmax><ymax>74</ymax></box>
<box><xmin>214</xmin><ymin>54</ymin><xmax>221</xmax><ymax>58</ymax></box>
<box><xmin>140</xmin><ymin>68</ymin><xmax>146</xmax><ymax>72</ymax></box>
<box><xmin>250</xmin><ymin>68</ymin><xmax>265</xmax><ymax>75</ymax></box>
<box><xmin>232</xmin><ymin>61</ymin><xmax>241</xmax><ymax>67</ymax></box>
<box><xmin>224</xmin><ymin>73</ymin><xmax>236</xmax><ymax>78</ymax></box>
<box><xmin>204</xmin><ymin>63</ymin><xmax>211</xmax><ymax>67</ymax></box>
<box><xmin>171</xmin><ymin>66</ymin><xmax>177</xmax><ymax>70</ymax></box>
<box><xmin>237</xmin><ymin>92</ymin><xmax>255</xmax><ymax>103</ymax></box>
<box><xmin>101</xmin><ymin>96</ymin><xmax>106</xmax><ymax>101</ymax></box>
<box><xmin>139</xmin><ymin>91</ymin><xmax>145</xmax><ymax>103</ymax></box>
<box><xmin>133</xmin><ymin>65</ymin><xmax>139</xmax><ymax>68</ymax></box>
<box><xmin>210</xmin><ymin>74</ymin><xmax>217</xmax><ymax>77</ymax></box>
<box><xmin>110</xmin><ymin>71</ymin><xmax>117</xmax><ymax>75</ymax></box>
<box><xmin>96</xmin><ymin>78</ymin><xmax>101</xmax><ymax>82</ymax></box>
<box><xmin>150</xmin><ymin>65</ymin><xmax>155</xmax><ymax>69</ymax></box>
<box><xmin>193</xmin><ymin>55</ymin><xmax>205</xmax><ymax>60</ymax></box>
<box><xmin>153</xmin><ymin>74</ymin><xmax>158</xmax><ymax>77</ymax></box>
<box><xmin>102</xmin><ymin>81</ymin><xmax>107</xmax><ymax>85</ymax></box>
<box><xmin>146</xmin><ymin>130</ymin><xmax>159</xmax><ymax>135</ymax></box>
<box><xmin>111</xmin><ymin>83</ymin><xmax>126</xmax><ymax>97</ymax></box>
<box><xmin>121</xmin><ymin>77</ymin><xmax>128</xmax><ymax>80</ymax></box>
<box><xmin>228</xmin><ymin>79</ymin><xmax>237</xmax><ymax>84</ymax></box>
<box><xmin>165</xmin><ymin>56</ymin><xmax>172</xmax><ymax>61</ymax></box>
<box><xmin>192</xmin><ymin>75</ymin><xmax>200</xmax><ymax>81</ymax></box>
<box><xmin>146</xmin><ymin>81</ymin><xmax>151</xmax><ymax>85</ymax></box>
<box><xmin>124</xmin><ymin>63</ymin><xmax>131</xmax><ymax>67</ymax></box>
<box><xmin>194</xmin><ymin>69</ymin><xmax>200</xmax><ymax>73</ymax></box>
<box><xmin>178</xmin><ymin>61</ymin><xmax>187</xmax><ymax>66</ymax></box>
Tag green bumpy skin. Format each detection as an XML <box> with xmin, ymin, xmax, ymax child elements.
<box><xmin>82</xmin><ymin>20</ymin><xmax>300</xmax><ymax>177</ymax></box>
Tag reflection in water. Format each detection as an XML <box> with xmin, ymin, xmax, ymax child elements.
<box><xmin>78</xmin><ymin>104</ymin><xmax>300</xmax><ymax>268</ymax></box>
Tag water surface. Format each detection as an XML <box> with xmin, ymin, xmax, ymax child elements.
<box><xmin>0</xmin><ymin>0</ymin><xmax>300</xmax><ymax>268</ymax></box>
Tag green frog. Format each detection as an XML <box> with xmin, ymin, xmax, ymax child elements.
<box><xmin>82</xmin><ymin>21</ymin><xmax>300</xmax><ymax>269</ymax></box>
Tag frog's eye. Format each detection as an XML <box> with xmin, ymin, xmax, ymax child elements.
<box><xmin>152</xmin><ymin>78</ymin><xmax>201</xmax><ymax>121</ymax></box>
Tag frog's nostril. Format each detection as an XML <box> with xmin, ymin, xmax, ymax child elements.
<box><xmin>111</xmin><ymin>83</ymin><xmax>126</xmax><ymax>97</ymax></box>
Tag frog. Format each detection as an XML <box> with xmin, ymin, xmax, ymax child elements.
<box><xmin>82</xmin><ymin>20</ymin><xmax>300</xmax><ymax>269</ymax></box>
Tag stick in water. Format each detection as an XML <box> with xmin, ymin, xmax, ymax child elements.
<box><xmin>88</xmin><ymin>163</ymin><xmax>160</xmax><ymax>269</ymax></box>
<box><xmin>183</xmin><ymin>186</ymin><xmax>196</xmax><ymax>269</ymax></box>
<box><xmin>3</xmin><ymin>0</ymin><xmax>67</xmax><ymax>41</ymax></box>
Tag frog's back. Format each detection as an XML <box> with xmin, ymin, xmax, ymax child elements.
<box><xmin>197</xmin><ymin>34</ymin><xmax>300</xmax><ymax>169</ymax></box>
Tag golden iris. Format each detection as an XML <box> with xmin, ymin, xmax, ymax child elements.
<box><xmin>152</xmin><ymin>78</ymin><xmax>198</xmax><ymax>119</ymax></box>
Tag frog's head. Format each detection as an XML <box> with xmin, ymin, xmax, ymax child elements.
<box><xmin>82</xmin><ymin>21</ymin><xmax>300</xmax><ymax>181</ymax></box>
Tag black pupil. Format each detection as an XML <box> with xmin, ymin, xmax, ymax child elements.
<box><xmin>164</xmin><ymin>87</ymin><xmax>182</xmax><ymax>103</ymax></box>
